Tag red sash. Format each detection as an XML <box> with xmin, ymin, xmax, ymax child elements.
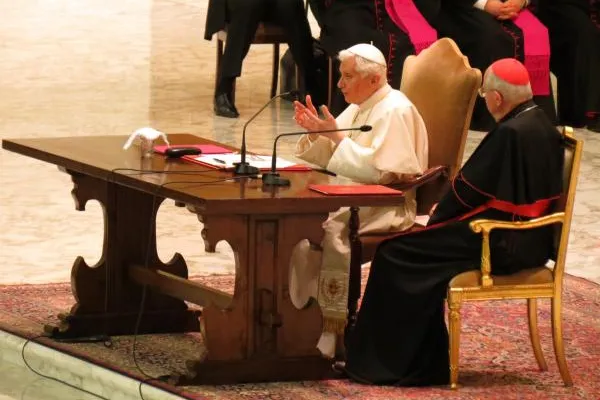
<box><xmin>512</xmin><ymin>10</ymin><xmax>551</xmax><ymax>96</ymax></box>
<box><xmin>385</xmin><ymin>196</ymin><xmax>557</xmax><ymax>241</ymax></box>
<box><xmin>385</xmin><ymin>0</ymin><xmax>437</xmax><ymax>54</ymax></box>
<box><xmin>459</xmin><ymin>197</ymin><xmax>556</xmax><ymax>222</ymax></box>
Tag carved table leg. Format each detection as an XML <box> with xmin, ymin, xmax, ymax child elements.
<box><xmin>46</xmin><ymin>172</ymin><xmax>200</xmax><ymax>339</ymax></box>
<box><xmin>174</xmin><ymin>212</ymin><xmax>338</xmax><ymax>384</ymax></box>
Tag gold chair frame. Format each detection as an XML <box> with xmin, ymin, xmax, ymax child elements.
<box><xmin>447</xmin><ymin>126</ymin><xmax>581</xmax><ymax>389</ymax></box>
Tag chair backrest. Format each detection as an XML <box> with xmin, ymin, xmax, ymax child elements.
<box><xmin>400</xmin><ymin>38</ymin><xmax>482</xmax><ymax>214</ymax></box>
<box><xmin>552</xmin><ymin>126</ymin><xmax>583</xmax><ymax>281</ymax></box>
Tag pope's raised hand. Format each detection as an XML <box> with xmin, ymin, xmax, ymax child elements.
<box><xmin>293</xmin><ymin>95</ymin><xmax>337</xmax><ymax>136</ymax></box>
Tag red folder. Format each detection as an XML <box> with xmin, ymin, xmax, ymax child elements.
<box><xmin>153</xmin><ymin>144</ymin><xmax>233</xmax><ymax>155</ymax></box>
<box><xmin>309</xmin><ymin>184</ymin><xmax>403</xmax><ymax>195</ymax></box>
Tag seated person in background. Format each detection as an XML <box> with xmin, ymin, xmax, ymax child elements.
<box><xmin>438</xmin><ymin>0</ymin><xmax>557</xmax><ymax>131</ymax></box>
<box><xmin>303</xmin><ymin>0</ymin><xmax>439</xmax><ymax>115</ymax></box>
<box><xmin>533</xmin><ymin>0</ymin><xmax>600</xmax><ymax>132</ymax></box>
<box><xmin>204</xmin><ymin>0</ymin><xmax>318</xmax><ymax>118</ymax></box>
<box><xmin>340</xmin><ymin>58</ymin><xmax>563</xmax><ymax>386</ymax></box>
<box><xmin>290</xmin><ymin>43</ymin><xmax>429</xmax><ymax>358</ymax></box>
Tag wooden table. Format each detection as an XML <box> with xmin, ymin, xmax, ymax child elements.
<box><xmin>2</xmin><ymin>134</ymin><xmax>405</xmax><ymax>384</ymax></box>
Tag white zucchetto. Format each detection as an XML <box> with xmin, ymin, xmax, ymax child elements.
<box><xmin>346</xmin><ymin>43</ymin><xmax>387</xmax><ymax>67</ymax></box>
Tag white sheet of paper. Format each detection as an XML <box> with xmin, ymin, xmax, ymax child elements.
<box><xmin>189</xmin><ymin>153</ymin><xmax>297</xmax><ymax>170</ymax></box>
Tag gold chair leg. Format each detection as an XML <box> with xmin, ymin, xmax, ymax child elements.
<box><xmin>551</xmin><ymin>294</ymin><xmax>573</xmax><ymax>386</ymax></box>
<box><xmin>448</xmin><ymin>293</ymin><xmax>462</xmax><ymax>389</ymax></box>
<box><xmin>527</xmin><ymin>299</ymin><xmax>548</xmax><ymax>371</ymax></box>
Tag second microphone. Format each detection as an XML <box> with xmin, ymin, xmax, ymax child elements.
<box><xmin>262</xmin><ymin>125</ymin><xmax>373</xmax><ymax>186</ymax></box>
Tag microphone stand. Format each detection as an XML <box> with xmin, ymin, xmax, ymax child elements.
<box><xmin>262</xmin><ymin>125</ymin><xmax>372</xmax><ymax>186</ymax></box>
<box><xmin>234</xmin><ymin>90</ymin><xmax>299</xmax><ymax>176</ymax></box>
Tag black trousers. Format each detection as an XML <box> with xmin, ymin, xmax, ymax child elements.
<box><xmin>537</xmin><ymin>4</ymin><xmax>600</xmax><ymax>126</ymax></box>
<box><xmin>220</xmin><ymin>0</ymin><xmax>315</xmax><ymax>87</ymax></box>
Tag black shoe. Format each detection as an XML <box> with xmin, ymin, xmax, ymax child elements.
<box><xmin>332</xmin><ymin>361</ymin><xmax>346</xmax><ymax>375</ymax></box>
<box><xmin>214</xmin><ymin>93</ymin><xmax>239</xmax><ymax>118</ymax></box>
<box><xmin>586</xmin><ymin>114</ymin><xmax>600</xmax><ymax>133</ymax></box>
<box><xmin>332</xmin><ymin>361</ymin><xmax>372</xmax><ymax>384</ymax></box>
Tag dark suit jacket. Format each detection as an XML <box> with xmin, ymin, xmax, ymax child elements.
<box><xmin>205</xmin><ymin>0</ymin><xmax>227</xmax><ymax>41</ymax></box>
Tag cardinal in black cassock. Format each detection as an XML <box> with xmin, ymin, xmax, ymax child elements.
<box><xmin>532</xmin><ymin>0</ymin><xmax>600</xmax><ymax>132</ymax></box>
<box><xmin>342</xmin><ymin>58</ymin><xmax>564</xmax><ymax>386</ymax></box>
<box><xmin>438</xmin><ymin>0</ymin><xmax>557</xmax><ymax>131</ymax></box>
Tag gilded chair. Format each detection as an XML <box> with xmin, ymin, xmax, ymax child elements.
<box><xmin>446</xmin><ymin>126</ymin><xmax>581</xmax><ymax>388</ymax></box>
<box><xmin>346</xmin><ymin>38</ymin><xmax>482</xmax><ymax>327</ymax></box>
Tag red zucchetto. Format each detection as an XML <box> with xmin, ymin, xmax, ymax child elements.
<box><xmin>490</xmin><ymin>58</ymin><xmax>530</xmax><ymax>86</ymax></box>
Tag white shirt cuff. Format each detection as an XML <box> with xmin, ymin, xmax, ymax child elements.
<box><xmin>474</xmin><ymin>0</ymin><xmax>488</xmax><ymax>10</ymax></box>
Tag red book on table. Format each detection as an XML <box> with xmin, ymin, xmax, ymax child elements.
<box><xmin>308</xmin><ymin>184</ymin><xmax>403</xmax><ymax>195</ymax></box>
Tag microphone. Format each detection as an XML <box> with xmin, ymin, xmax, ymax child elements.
<box><xmin>234</xmin><ymin>90</ymin><xmax>301</xmax><ymax>176</ymax></box>
<box><xmin>262</xmin><ymin>125</ymin><xmax>373</xmax><ymax>186</ymax></box>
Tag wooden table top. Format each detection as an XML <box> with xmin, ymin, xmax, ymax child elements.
<box><xmin>2</xmin><ymin>134</ymin><xmax>405</xmax><ymax>214</ymax></box>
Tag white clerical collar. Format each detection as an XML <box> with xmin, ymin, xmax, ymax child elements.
<box><xmin>357</xmin><ymin>84</ymin><xmax>392</xmax><ymax>111</ymax></box>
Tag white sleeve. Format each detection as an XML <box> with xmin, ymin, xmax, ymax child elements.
<box><xmin>474</xmin><ymin>0</ymin><xmax>488</xmax><ymax>10</ymax></box>
<box><xmin>294</xmin><ymin>104</ymin><xmax>358</xmax><ymax>168</ymax></box>
<box><xmin>326</xmin><ymin>105</ymin><xmax>428</xmax><ymax>184</ymax></box>
<box><xmin>294</xmin><ymin>135</ymin><xmax>335</xmax><ymax>168</ymax></box>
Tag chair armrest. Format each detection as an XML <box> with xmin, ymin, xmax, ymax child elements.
<box><xmin>469</xmin><ymin>212</ymin><xmax>565</xmax><ymax>233</ymax></box>
<box><xmin>468</xmin><ymin>212</ymin><xmax>565</xmax><ymax>287</ymax></box>
<box><xmin>387</xmin><ymin>165</ymin><xmax>449</xmax><ymax>191</ymax></box>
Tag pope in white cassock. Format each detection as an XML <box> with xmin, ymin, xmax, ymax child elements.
<box><xmin>290</xmin><ymin>43</ymin><xmax>429</xmax><ymax>358</ymax></box>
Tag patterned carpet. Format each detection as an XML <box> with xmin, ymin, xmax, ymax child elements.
<box><xmin>0</xmin><ymin>271</ymin><xmax>599</xmax><ymax>400</ymax></box>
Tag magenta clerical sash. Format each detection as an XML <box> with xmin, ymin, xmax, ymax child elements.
<box><xmin>385</xmin><ymin>0</ymin><xmax>437</xmax><ymax>55</ymax></box>
<box><xmin>512</xmin><ymin>10</ymin><xmax>550</xmax><ymax>96</ymax></box>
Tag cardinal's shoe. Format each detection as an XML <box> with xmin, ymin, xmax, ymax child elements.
<box><xmin>214</xmin><ymin>92</ymin><xmax>239</xmax><ymax>118</ymax></box>
<box><xmin>587</xmin><ymin>113</ymin><xmax>600</xmax><ymax>133</ymax></box>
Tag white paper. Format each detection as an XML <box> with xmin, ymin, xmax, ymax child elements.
<box><xmin>189</xmin><ymin>153</ymin><xmax>297</xmax><ymax>170</ymax></box>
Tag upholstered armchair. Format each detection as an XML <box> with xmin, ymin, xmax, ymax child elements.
<box><xmin>447</xmin><ymin>126</ymin><xmax>581</xmax><ymax>388</ymax></box>
<box><xmin>346</xmin><ymin>38</ymin><xmax>482</xmax><ymax>327</ymax></box>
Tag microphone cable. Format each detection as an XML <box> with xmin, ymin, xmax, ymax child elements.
<box><xmin>129</xmin><ymin>174</ymin><xmax>253</xmax><ymax>400</ymax></box>
<box><xmin>108</xmin><ymin>167</ymin><xmax>255</xmax><ymax>399</ymax></box>
<box><xmin>46</xmin><ymin>167</ymin><xmax>232</xmax><ymax>346</ymax></box>
<box><xmin>19</xmin><ymin>334</ymin><xmax>110</xmax><ymax>400</ymax></box>
<box><xmin>19</xmin><ymin>163</ymin><xmax>255</xmax><ymax>400</ymax></box>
